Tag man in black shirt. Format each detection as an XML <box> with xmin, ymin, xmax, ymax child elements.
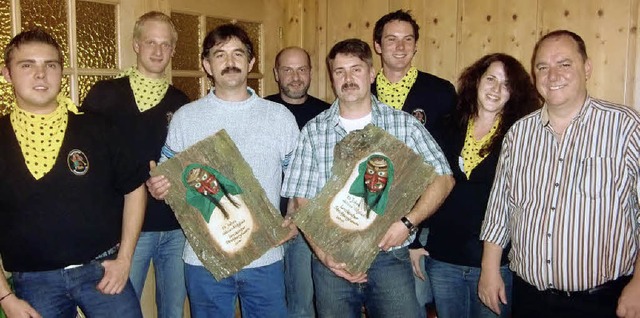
<box><xmin>0</xmin><ymin>29</ymin><xmax>147</xmax><ymax>318</ymax></box>
<box><xmin>266</xmin><ymin>46</ymin><xmax>329</xmax><ymax>130</ymax></box>
<box><xmin>82</xmin><ymin>11</ymin><xmax>190</xmax><ymax>318</ymax></box>
<box><xmin>265</xmin><ymin>46</ymin><xmax>328</xmax><ymax>318</ymax></box>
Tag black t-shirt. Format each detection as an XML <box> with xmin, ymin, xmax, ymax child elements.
<box><xmin>265</xmin><ymin>94</ymin><xmax>329</xmax><ymax>129</ymax></box>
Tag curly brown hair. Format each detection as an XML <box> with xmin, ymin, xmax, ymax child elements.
<box><xmin>455</xmin><ymin>53</ymin><xmax>540</xmax><ymax>156</ymax></box>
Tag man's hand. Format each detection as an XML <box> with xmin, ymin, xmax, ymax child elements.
<box><xmin>1</xmin><ymin>295</ymin><xmax>42</xmax><ymax>318</ymax></box>
<box><xmin>316</xmin><ymin>246</ymin><xmax>367</xmax><ymax>283</ymax></box>
<box><xmin>97</xmin><ymin>257</ymin><xmax>131</xmax><ymax>295</ymax></box>
<box><xmin>478</xmin><ymin>267</ymin><xmax>506</xmax><ymax>315</ymax></box>
<box><xmin>617</xmin><ymin>277</ymin><xmax>640</xmax><ymax>317</ymax></box>
<box><xmin>409</xmin><ymin>248</ymin><xmax>429</xmax><ymax>281</ymax></box>
<box><xmin>146</xmin><ymin>161</ymin><xmax>170</xmax><ymax>200</ymax></box>
<box><xmin>277</xmin><ymin>216</ymin><xmax>298</xmax><ymax>246</ymax></box>
<box><xmin>378</xmin><ymin>221</ymin><xmax>410</xmax><ymax>251</ymax></box>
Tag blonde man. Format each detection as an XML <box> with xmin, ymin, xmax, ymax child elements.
<box><xmin>82</xmin><ymin>11</ymin><xmax>190</xmax><ymax>318</ymax></box>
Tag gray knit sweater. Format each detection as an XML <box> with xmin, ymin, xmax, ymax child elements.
<box><xmin>162</xmin><ymin>88</ymin><xmax>299</xmax><ymax>268</ymax></box>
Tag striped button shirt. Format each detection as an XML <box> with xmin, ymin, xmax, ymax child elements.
<box><xmin>480</xmin><ymin>97</ymin><xmax>640</xmax><ymax>291</ymax></box>
<box><xmin>281</xmin><ymin>95</ymin><xmax>451</xmax><ymax>201</ymax></box>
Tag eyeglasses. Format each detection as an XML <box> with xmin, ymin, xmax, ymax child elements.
<box><xmin>141</xmin><ymin>40</ymin><xmax>173</xmax><ymax>52</ymax></box>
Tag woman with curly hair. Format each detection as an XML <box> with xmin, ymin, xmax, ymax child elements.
<box><xmin>410</xmin><ymin>53</ymin><xmax>540</xmax><ymax>318</ymax></box>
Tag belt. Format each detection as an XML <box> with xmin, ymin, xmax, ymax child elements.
<box><xmin>63</xmin><ymin>245</ymin><xmax>120</xmax><ymax>270</ymax></box>
<box><xmin>545</xmin><ymin>275</ymin><xmax>632</xmax><ymax>297</ymax></box>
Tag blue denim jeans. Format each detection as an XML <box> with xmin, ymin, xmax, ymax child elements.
<box><xmin>129</xmin><ymin>229</ymin><xmax>186</xmax><ymax>318</ymax></box>
<box><xmin>312</xmin><ymin>247</ymin><xmax>419</xmax><ymax>318</ymax></box>
<box><xmin>284</xmin><ymin>234</ymin><xmax>315</xmax><ymax>318</ymax></box>
<box><xmin>185</xmin><ymin>261</ymin><xmax>287</xmax><ymax>318</ymax></box>
<box><xmin>426</xmin><ymin>258</ymin><xmax>513</xmax><ymax>318</ymax></box>
<box><xmin>415</xmin><ymin>229</ymin><xmax>433</xmax><ymax>318</ymax></box>
<box><xmin>12</xmin><ymin>261</ymin><xmax>142</xmax><ymax>318</ymax></box>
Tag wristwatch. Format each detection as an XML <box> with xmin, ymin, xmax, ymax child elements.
<box><xmin>400</xmin><ymin>216</ymin><xmax>417</xmax><ymax>235</ymax></box>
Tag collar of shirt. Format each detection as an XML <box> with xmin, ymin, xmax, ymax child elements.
<box><xmin>539</xmin><ymin>95</ymin><xmax>593</xmax><ymax>128</ymax></box>
<box><xmin>322</xmin><ymin>95</ymin><xmax>388</xmax><ymax>129</ymax></box>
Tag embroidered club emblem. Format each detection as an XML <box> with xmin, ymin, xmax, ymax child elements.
<box><xmin>67</xmin><ymin>149</ymin><xmax>89</xmax><ymax>176</ymax></box>
<box><xmin>411</xmin><ymin>108</ymin><xmax>426</xmax><ymax>125</ymax></box>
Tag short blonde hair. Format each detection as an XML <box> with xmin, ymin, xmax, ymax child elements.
<box><xmin>133</xmin><ymin>11</ymin><xmax>178</xmax><ymax>44</ymax></box>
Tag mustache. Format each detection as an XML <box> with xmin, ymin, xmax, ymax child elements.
<box><xmin>287</xmin><ymin>81</ymin><xmax>305</xmax><ymax>87</ymax></box>
<box><xmin>221</xmin><ymin>66</ymin><xmax>242</xmax><ymax>75</ymax></box>
<box><xmin>341</xmin><ymin>82</ymin><xmax>359</xmax><ymax>91</ymax></box>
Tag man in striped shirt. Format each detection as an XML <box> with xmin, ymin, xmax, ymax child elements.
<box><xmin>478</xmin><ymin>30</ymin><xmax>640</xmax><ymax>318</ymax></box>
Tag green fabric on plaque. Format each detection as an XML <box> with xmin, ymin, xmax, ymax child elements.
<box><xmin>348</xmin><ymin>155</ymin><xmax>394</xmax><ymax>216</ymax></box>
<box><xmin>181</xmin><ymin>163</ymin><xmax>242</xmax><ymax>222</ymax></box>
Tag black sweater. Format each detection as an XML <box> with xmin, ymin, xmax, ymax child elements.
<box><xmin>422</xmin><ymin>123</ymin><xmax>510</xmax><ymax>267</ymax></box>
<box><xmin>82</xmin><ymin>77</ymin><xmax>190</xmax><ymax>231</ymax></box>
<box><xmin>0</xmin><ymin>114</ymin><xmax>147</xmax><ymax>271</ymax></box>
<box><xmin>372</xmin><ymin>70</ymin><xmax>456</xmax><ymax>144</ymax></box>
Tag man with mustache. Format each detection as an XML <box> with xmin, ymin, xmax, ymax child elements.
<box><xmin>371</xmin><ymin>11</ymin><xmax>457</xmax><ymax>316</ymax></box>
<box><xmin>265</xmin><ymin>46</ymin><xmax>329</xmax><ymax>318</ymax></box>
<box><xmin>81</xmin><ymin>12</ymin><xmax>190</xmax><ymax>318</ymax></box>
<box><xmin>282</xmin><ymin>38</ymin><xmax>454</xmax><ymax>318</ymax></box>
<box><xmin>147</xmin><ymin>24</ymin><xmax>299</xmax><ymax>318</ymax></box>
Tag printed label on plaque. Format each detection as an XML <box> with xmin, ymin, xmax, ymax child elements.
<box><xmin>329</xmin><ymin>153</ymin><xmax>394</xmax><ymax>231</ymax></box>
<box><xmin>182</xmin><ymin>163</ymin><xmax>254</xmax><ymax>253</ymax></box>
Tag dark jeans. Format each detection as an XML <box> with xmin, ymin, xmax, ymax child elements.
<box><xmin>312</xmin><ymin>247</ymin><xmax>419</xmax><ymax>318</ymax></box>
<box><xmin>13</xmin><ymin>261</ymin><xmax>141</xmax><ymax>318</ymax></box>
<box><xmin>512</xmin><ymin>274</ymin><xmax>630</xmax><ymax>318</ymax></box>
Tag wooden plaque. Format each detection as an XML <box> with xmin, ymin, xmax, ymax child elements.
<box><xmin>294</xmin><ymin>125</ymin><xmax>437</xmax><ymax>274</ymax></box>
<box><xmin>151</xmin><ymin>130</ymin><xmax>289</xmax><ymax>280</ymax></box>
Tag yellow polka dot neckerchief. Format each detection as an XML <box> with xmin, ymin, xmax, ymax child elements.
<box><xmin>117</xmin><ymin>66</ymin><xmax>169</xmax><ymax>112</ymax></box>
<box><xmin>375</xmin><ymin>66</ymin><xmax>418</xmax><ymax>110</ymax></box>
<box><xmin>461</xmin><ymin>117</ymin><xmax>500</xmax><ymax>179</ymax></box>
<box><xmin>10</xmin><ymin>94</ymin><xmax>81</xmax><ymax>180</ymax></box>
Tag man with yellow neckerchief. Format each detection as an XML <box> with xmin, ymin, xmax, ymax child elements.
<box><xmin>372</xmin><ymin>10</ymin><xmax>457</xmax><ymax>318</ymax></box>
<box><xmin>82</xmin><ymin>11</ymin><xmax>190</xmax><ymax>318</ymax></box>
<box><xmin>0</xmin><ymin>29</ymin><xmax>147</xmax><ymax>318</ymax></box>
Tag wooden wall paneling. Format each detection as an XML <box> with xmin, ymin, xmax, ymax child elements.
<box><xmin>456</xmin><ymin>0</ymin><xmax>503</xmax><ymax>75</ymax></box>
<box><xmin>627</xmin><ymin>0</ymin><xmax>639</xmax><ymax>109</ymax></box>
<box><xmin>324</xmin><ymin>0</ymin><xmax>388</xmax><ymax>101</ymax></box>
<box><xmin>500</xmin><ymin>0</ymin><xmax>538</xmax><ymax>74</ymax></box>
<box><xmin>536</xmin><ymin>0</ymin><xmax>632</xmax><ymax>105</ymax></box>
<box><xmin>265</xmin><ymin>0</ymin><xmax>302</xmax><ymax>97</ymax></box>
<box><xmin>170</xmin><ymin>0</ymin><xmax>266</xmax><ymax>20</ymax></box>
<box><xmin>456</xmin><ymin>0</ymin><xmax>536</xmax><ymax>77</ymax></box>
<box><xmin>263</xmin><ymin>0</ymin><xmax>287</xmax><ymax>96</ymax></box>
<box><xmin>282</xmin><ymin>0</ymin><xmax>303</xmax><ymax>47</ymax></box>
<box><xmin>390</xmin><ymin>0</ymin><xmax>459</xmax><ymax>84</ymax></box>
<box><xmin>302</xmin><ymin>0</ymin><xmax>326</xmax><ymax>100</ymax></box>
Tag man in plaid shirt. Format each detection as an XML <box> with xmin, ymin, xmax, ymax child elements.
<box><xmin>281</xmin><ymin>38</ymin><xmax>454</xmax><ymax>318</ymax></box>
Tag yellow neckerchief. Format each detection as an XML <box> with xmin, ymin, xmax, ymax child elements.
<box><xmin>10</xmin><ymin>94</ymin><xmax>81</xmax><ymax>180</ymax></box>
<box><xmin>461</xmin><ymin>116</ymin><xmax>501</xmax><ymax>179</ymax></box>
<box><xmin>117</xmin><ymin>66</ymin><xmax>169</xmax><ymax>112</ymax></box>
<box><xmin>375</xmin><ymin>66</ymin><xmax>418</xmax><ymax>110</ymax></box>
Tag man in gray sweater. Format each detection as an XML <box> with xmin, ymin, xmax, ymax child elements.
<box><xmin>147</xmin><ymin>24</ymin><xmax>299</xmax><ymax>318</ymax></box>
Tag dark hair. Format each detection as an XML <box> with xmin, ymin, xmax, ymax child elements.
<box><xmin>275</xmin><ymin>46</ymin><xmax>311</xmax><ymax>68</ymax></box>
<box><xmin>373</xmin><ymin>10</ymin><xmax>420</xmax><ymax>44</ymax></box>
<box><xmin>201</xmin><ymin>23</ymin><xmax>254</xmax><ymax>61</ymax></box>
<box><xmin>456</xmin><ymin>53</ymin><xmax>540</xmax><ymax>156</ymax></box>
<box><xmin>326</xmin><ymin>38</ymin><xmax>373</xmax><ymax>71</ymax></box>
<box><xmin>532</xmin><ymin>29</ymin><xmax>588</xmax><ymax>71</ymax></box>
<box><xmin>4</xmin><ymin>28</ymin><xmax>64</xmax><ymax>67</ymax></box>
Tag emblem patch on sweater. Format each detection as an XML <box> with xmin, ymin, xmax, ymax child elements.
<box><xmin>411</xmin><ymin>108</ymin><xmax>426</xmax><ymax>124</ymax></box>
<box><xmin>67</xmin><ymin>149</ymin><xmax>89</xmax><ymax>176</ymax></box>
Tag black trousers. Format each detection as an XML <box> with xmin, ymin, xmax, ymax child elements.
<box><xmin>512</xmin><ymin>274</ymin><xmax>631</xmax><ymax>318</ymax></box>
